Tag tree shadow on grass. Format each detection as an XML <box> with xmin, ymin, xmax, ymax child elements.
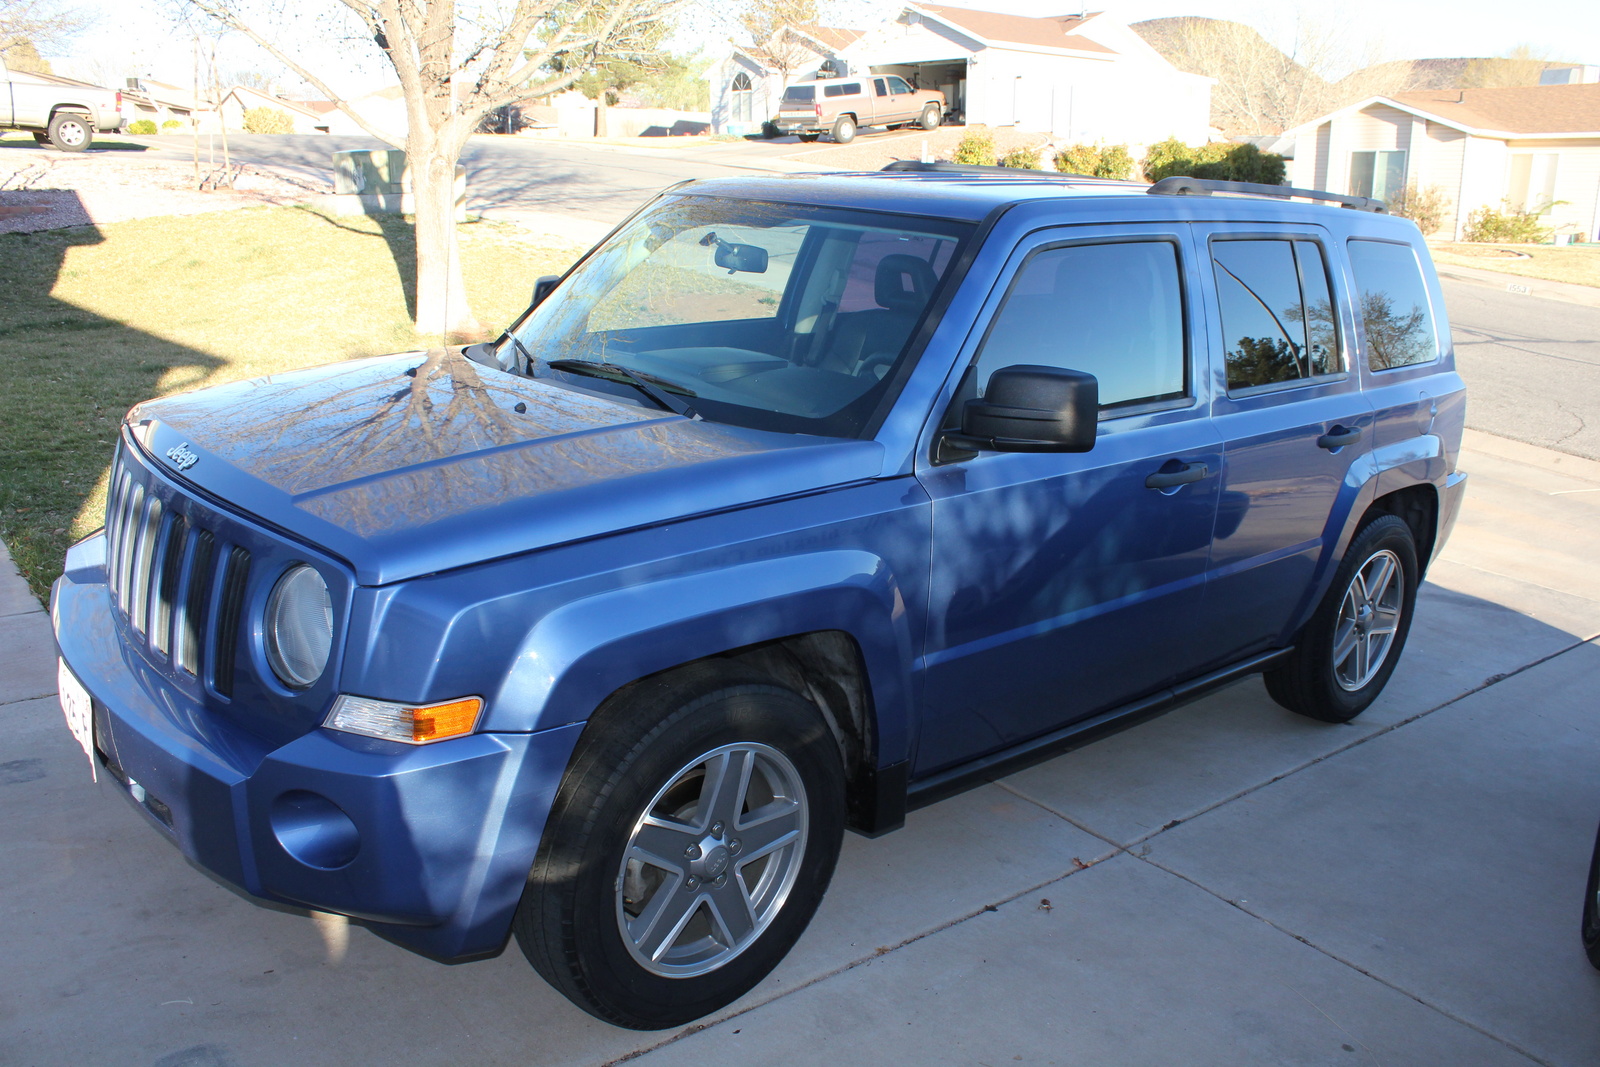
<box><xmin>0</xmin><ymin>198</ymin><xmax>224</xmax><ymax>599</ymax></box>
<box><xmin>296</xmin><ymin>206</ymin><xmax>418</xmax><ymax>322</ymax></box>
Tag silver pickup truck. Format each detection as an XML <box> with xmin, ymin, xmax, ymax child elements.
<box><xmin>1</xmin><ymin>57</ymin><xmax>122</xmax><ymax>151</ymax></box>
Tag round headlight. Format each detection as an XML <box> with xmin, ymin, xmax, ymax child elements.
<box><xmin>265</xmin><ymin>564</ymin><xmax>332</xmax><ymax>689</ymax></box>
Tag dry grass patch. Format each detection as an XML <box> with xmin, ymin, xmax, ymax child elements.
<box><xmin>0</xmin><ymin>205</ymin><xmax>584</xmax><ymax>598</ymax></box>
<box><xmin>1429</xmin><ymin>242</ymin><xmax>1600</xmax><ymax>289</ymax></box>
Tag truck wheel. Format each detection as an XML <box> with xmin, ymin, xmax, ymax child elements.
<box><xmin>919</xmin><ymin>105</ymin><xmax>941</xmax><ymax>131</ymax></box>
<box><xmin>514</xmin><ymin>663</ymin><xmax>846</xmax><ymax>1029</ymax></box>
<box><xmin>32</xmin><ymin>131</ymin><xmax>49</xmax><ymax>144</ymax></box>
<box><xmin>798</xmin><ymin>133</ymin><xmax>820</xmax><ymax>143</ymax></box>
<box><xmin>47</xmin><ymin>112</ymin><xmax>92</xmax><ymax>152</ymax></box>
<box><xmin>1265</xmin><ymin>514</ymin><xmax>1418</xmax><ymax>723</ymax></box>
<box><xmin>830</xmin><ymin>115</ymin><xmax>856</xmax><ymax>144</ymax></box>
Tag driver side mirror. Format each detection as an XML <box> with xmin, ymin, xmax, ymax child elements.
<box><xmin>941</xmin><ymin>365</ymin><xmax>1098</xmax><ymax>456</ymax></box>
<box><xmin>531</xmin><ymin>274</ymin><xmax>560</xmax><ymax>307</ymax></box>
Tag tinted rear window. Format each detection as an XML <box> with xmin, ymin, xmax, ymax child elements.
<box><xmin>782</xmin><ymin>86</ymin><xmax>814</xmax><ymax>102</ymax></box>
<box><xmin>1348</xmin><ymin>239</ymin><xmax>1439</xmax><ymax>370</ymax></box>
<box><xmin>823</xmin><ymin>82</ymin><xmax>861</xmax><ymax>98</ymax></box>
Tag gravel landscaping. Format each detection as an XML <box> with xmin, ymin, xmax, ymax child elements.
<box><xmin>0</xmin><ymin>140</ymin><xmax>328</xmax><ymax>234</ymax></box>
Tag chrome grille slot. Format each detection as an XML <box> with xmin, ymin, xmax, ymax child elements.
<box><xmin>116</xmin><ymin>483</ymin><xmax>144</xmax><ymax>615</ymax></box>
<box><xmin>151</xmin><ymin>515</ymin><xmax>188</xmax><ymax>656</ymax></box>
<box><xmin>130</xmin><ymin>496</ymin><xmax>162</xmax><ymax>637</ymax></box>
<box><xmin>175</xmin><ymin>529</ymin><xmax>215</xmax><ymax>677</ymax></box>
<box><xmin>213</xmin><ymin>546</ymin><xmax>251</xmax><ymax>697</ymax></box>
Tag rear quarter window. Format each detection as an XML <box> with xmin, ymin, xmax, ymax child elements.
<box><xmin>823</xmin><ymin>82</ymin><xmax>861</xmax><ymax>98</ymax></box>
<box><xmin>1347</xmin><ymin>239</ymin><xmax>1439</xmax><ymax>370</ymax></box>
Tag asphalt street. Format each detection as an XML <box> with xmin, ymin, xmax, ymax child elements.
<box><xmin>122</xmin><ymin>133</ymin><xmax>790</xmax><ymax>222</ymax></box>
<box><xmin>1445</xmin><ymin>279</ymin><xmax>1600</xmax><ymax>461</ymax></box>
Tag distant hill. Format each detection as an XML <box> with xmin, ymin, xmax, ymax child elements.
<box><xmin>1133</xmin><ymin>17</ymin><xmax>1565</xmax><ymax>135</ymax></box>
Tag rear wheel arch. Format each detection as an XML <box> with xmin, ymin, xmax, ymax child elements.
<box><xmin>1359</xmin><ymin>483</ymin><xmax>1440</xmax><ymax>575</ymax></box>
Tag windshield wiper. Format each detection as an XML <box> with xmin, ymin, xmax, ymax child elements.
<box><xmin>547</xmin><ymin>359</ymin><xmax>702</xmax><ymax>421</ymax></box>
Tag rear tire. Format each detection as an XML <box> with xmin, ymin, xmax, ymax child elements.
<box><xmin>514</xmin><ymin>663</ymin><xmax>846</xmax><ymax>1029</ymax></box>
<box><xmin>919</xmin><ymin>105</ymin><xmax>941</xmax><ymax>131</ymax></box>
<box><xmin>47</xmin><ymin>111</ymin><xmax>92</xmax><ymax>152</ymax></box>
<box><xmin>1264</xmin><ymin>514</ymin><xmax>1418</xmax><ymax>723</ymax></box>
<box><xmin>830</xmin><ymin>115</ymin><xmax>856</xmax><ymax>144</ymax></box>
<box><xmin>798</xmin><ymin>133</ymin><xmax>819</xmax><ymax>143</ymax></box>
<box><xmin>32</xmin><ymin>131</ymin><xmax>49</xmax><ymax>144</ymax></box>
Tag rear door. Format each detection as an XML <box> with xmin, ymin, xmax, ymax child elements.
<box><xmin>914</xmin><ymin>224</ymin><xmax>1222</xmax><ymax>774</ymax></box>
<box><xmin>1191</xmin><ymin>224</ymin><xmax>1376</xmax><ymax>670</ymax></box>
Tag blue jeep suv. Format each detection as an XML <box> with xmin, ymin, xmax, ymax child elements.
<box><xmin>52</xmin><ymin>165</ymin><xmax>1467</xmax><ymax>1028</ymax></box>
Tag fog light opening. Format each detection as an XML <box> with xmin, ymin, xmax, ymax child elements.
<box><xmin>270</xmin><ymin>790</ymin><xmax>360</xmax><ymax>870</ymax></box>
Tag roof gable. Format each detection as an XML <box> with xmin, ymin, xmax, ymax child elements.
<box><xmin>910</xmin><ymin>4</ymin><xmax>1115</xmax><ymax>54</ymax></box>
<box><xmin>1388</xmin><ymin>83</ymin><xmax>1600</xmax><ymax>136</ymax></box>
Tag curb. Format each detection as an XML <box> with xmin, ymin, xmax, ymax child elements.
<box><xmin>1433</xmin><ymin>261</ymin><xmax>1600</xmax><ymax>310</ymax></box>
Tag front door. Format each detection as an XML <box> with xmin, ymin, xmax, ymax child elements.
<box><xmin>915</xmin><ymin>226</ymin><xmax>1222</xmax><ymax>775</ymax></box>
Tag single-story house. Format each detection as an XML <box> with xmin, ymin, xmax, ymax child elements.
<box><xmin>707</xmin><ymin>4</ymin><xmax>1212</xmax><ymax>144</ymax></box>
<box><xmin>1285</xmin><ymin>83</ymin><xmax>1600</xmax><ymax>242</ymax></box>
<box><xmin>217</xmin><ymin>85</ymin><xmax>331</xmax><ymax>134</ymax></box>
<box><xmin>121</xmin><ymin>78</ymin><xmax>204</xmax><ymax>127</ymax></box>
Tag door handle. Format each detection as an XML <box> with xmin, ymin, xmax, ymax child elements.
<box><xmin>1145</xmin><ymin>462</ymin><xmax>1209</xmax><ymax>490</ymax></box>
<box><xmin>1316</xmin><ymin>426</ymin><xmax>1363</xmax><ymax>450</ymax></box>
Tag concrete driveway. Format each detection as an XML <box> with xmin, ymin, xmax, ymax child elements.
<box><xmin>4</xmin><ymin>427</ymin><xmax>1597</xmax><ymax>1066</ymax></box>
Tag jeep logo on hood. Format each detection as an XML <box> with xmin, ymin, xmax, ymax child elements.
<box><xmin>165</xmin><ymin>442</ymin><xmax>199</xmax><ymax>472</ymax></box>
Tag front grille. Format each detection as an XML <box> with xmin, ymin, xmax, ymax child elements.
<box><xmin>105</xmin><ymin>449</ymin><xmax>247</xmax><ymax>694</ymax></box>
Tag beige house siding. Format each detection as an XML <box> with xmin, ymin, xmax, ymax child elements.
<box><xmin>1290</xmin><ymin>98</ymin><xmax>1600</xmax><ymax>241</ymax></box>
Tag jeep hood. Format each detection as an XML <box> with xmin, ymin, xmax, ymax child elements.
<box><xmin>126</xmin><ymin>350</ymin><xmax>885</xmax><ymax>585</ymax></box>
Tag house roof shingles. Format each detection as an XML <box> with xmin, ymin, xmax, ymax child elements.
<box><xmin>790</xmin><ymin>25</ymin><xmax>865</xmax><ymax>52</ymax></box>
<box><xmin>1390</xmin><ymin>83</ymin><xmax>1600</xmax><ymax>135</ymax></box>
<box><xmin>914</xmin><ymin>4</ymin><xmax>1114</xmax><ymax>55</ymax></box>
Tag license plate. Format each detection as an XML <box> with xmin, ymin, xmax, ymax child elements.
<box><xmin>58</xmin><ymin>659</ymin><xmax>97</xmax><ymax>781</ymax></box>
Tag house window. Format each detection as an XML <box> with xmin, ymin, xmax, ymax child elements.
<box><xmin>1349</xmin><ymin>150</ymin><xmax>1405</xmax><ymax>200</ymax></box>
<box><xmin>1508</xmin><ymin>153</ymin><xmax>1559</xmax><ymax>214</ymax></box>
<box><xmin>731</xmin><ymin>72</ymin><xmax>754</xmax><ymax>122</ymax></box>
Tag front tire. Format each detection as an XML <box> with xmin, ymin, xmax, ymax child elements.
<box><xmin>830</xmin><ymin>115</ymin><xmax>856</xmax><ymax>144</ymax></box>
<box><xmin>47</xmin><ymin>112</ymin><xmax>92</xmax><ymax>152</ymax></box>
<box><xmin>1265</xmin><ymin>514</ymin><xmax>1418</xmax><ymax>723</ymax></box>
<box><xmin>919</xmin><ymin>105</ymin><xmax>941</xmax><ymax>131</ymax></box>
<box><xmin>514</xmin><ymin>663</ymin><xmax>846</xmax><ymax>1029</ymax></box>
<box><xmin>1582</xmin><ymin>821</ymin><xmax>1600</xmax><ymax>969</ymax></box>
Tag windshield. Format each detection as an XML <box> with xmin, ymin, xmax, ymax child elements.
<box><xmin>504</xmin><ymin>195</ymin><xmax>970</xmax><ymax>437</ymax></box>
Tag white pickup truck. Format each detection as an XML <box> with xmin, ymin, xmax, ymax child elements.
<box><xmin>1</xmin><ymin>56</ymin><xmax>122</xmax><ymax>151</ymax></box>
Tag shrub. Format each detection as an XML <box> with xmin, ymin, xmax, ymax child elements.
<box><xmin>1142</xmin><ymin>138</ymin><xmax>1285</xmax><ymax>185</ymax></box>
<box><xmin>951</xmin><ymin>129</ymin><xmax>996</xmax><ymax>166</ymax></box>
<box><xmin>242</xmin><ymin>106</ymin><xmax>294</xmax><ymax>134</ymax></box>
<box><xmin>1000</xmin><ymin>144</ymin><xmax>1042</xmax><ymax>170</ymax></box>
<box><xmin>1053</xmin><ymin>143</ymin><xmax>1135</xmax><ymax>180</ymax></box>
<box><xmin>1387</xmin><ymin>183</ymin><xmax>1451</xmax><ymax>236</ymax></box>
<box><xmin>759</xmin><ymin>120</ymin><xmax>779</xmax><ymax>139</ymax></box>
<box><xmin>161</xmin><ymin>119</ymin><xmax>182</xmax><ymax>131</ymax></box>
<box><xmin>1463</xmin><ymin>201</ymin><xmax>1552</xmax><ymax>243</ymax></box>
<box><xmin>127</xmin><ymin>119</ymin><xmax>158</xmax><ymax>135</ymax></box>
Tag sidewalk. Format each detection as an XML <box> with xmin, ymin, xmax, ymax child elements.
<box><xmin>1433</xmin><ymin>259</ymin><xmax>1600</xmax><ymax>309</ymax></box>
<box><xmin>2</xmin><ymin>431</ymin><xmax>1597</xmax><ymax>1065</ymax></box>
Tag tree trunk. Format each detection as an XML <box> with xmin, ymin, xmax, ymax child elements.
<box><xmin>409</xmin><ymin>137</ymin><xmax>476</xmax><ymax>337</ymax></box>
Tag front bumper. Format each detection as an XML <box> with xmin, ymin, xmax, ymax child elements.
<box><xmin>51</xmin><ymin>532</ymin><xmax>583</xmax><ymax>961</ymax></box>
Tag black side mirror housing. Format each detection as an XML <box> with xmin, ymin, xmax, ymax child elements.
<box><xmin>943</xmin><ymin>365</ymin><xmax>1098</xmax><ymax>455</ymax></box>
<box><xmin>531</xmin><ymin>274</ymin><xmax>561</xmax><ymax>307</ymax></box>
<box><xmin>713</xmin><ymin>242</ymin><xmax>769</xmax><ymax>274</ymax></box>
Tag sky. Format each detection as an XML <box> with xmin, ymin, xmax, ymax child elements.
<box><xmin>50</xmin><ymin>0</ymin><xmax>1600</xmax><ymax>96</ymax></box>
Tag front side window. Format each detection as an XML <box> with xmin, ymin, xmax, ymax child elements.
<box><xmin>973</xmin><ymin>240</ymin><xmax>1187</xmax><ymax>409</ymax></box>
<box><xmin>1213</xmin><ymin>239</ymin><xmax>1342</xmax><ymax>392</ymax></box>
<box><xmin>1350</xmin><ymin>150</ymin><xmax>1405</xmax><ymax>200</ymax></box>
<box><xmin>886</xmin><ymin>76</ymin><xmax>913</xmax><ymax>94</ymax></box>
<box><xmin>1348</xmin><ymin>239</ymin><xmax>1438</xmax><ymax>370</ymax></box>
<box><xmin>505</xmin><ymin>196</ymin><xmax>970</xmax><ymax>437</ymax></box>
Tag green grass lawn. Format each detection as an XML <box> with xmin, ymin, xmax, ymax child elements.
<box><xmin>0</xmin><ymin>206</ymin><xmax>583</xmax><ymax>599</ymax></box>
<box><xmin>1429</xmin><ymin>241</ymin><xmax>1600</xmax><ymax>288</ymax></box>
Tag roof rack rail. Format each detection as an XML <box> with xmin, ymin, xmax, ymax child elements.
<box><xmin>1147</xmin><ymin>176</ymin><xmax>1388</xmax><ymax>213</ymax></box>
<box><xmin>881</xmin><ymin>160</ymin><xmax>1101</xmax><ymax>181</ymax></box>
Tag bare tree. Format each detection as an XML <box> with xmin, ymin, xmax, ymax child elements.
<box><xmin>1459</xmin><ymin>46</ymin><xmax>1557</xmax><ymax>88</ymax></box>
<box><xmin>180</xmin><ymin>0</ymin><xmax>684</xmax><ymax>337</ymax></box>
<box><xmin>0</xmin><ymin>0</ymin><xmax>90</xmax><ymax>62</ymax></box>
<box><xmin>739</xmin><ymin>0</ymin><xmax>819</xmax><ymax>91</ymax></box>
